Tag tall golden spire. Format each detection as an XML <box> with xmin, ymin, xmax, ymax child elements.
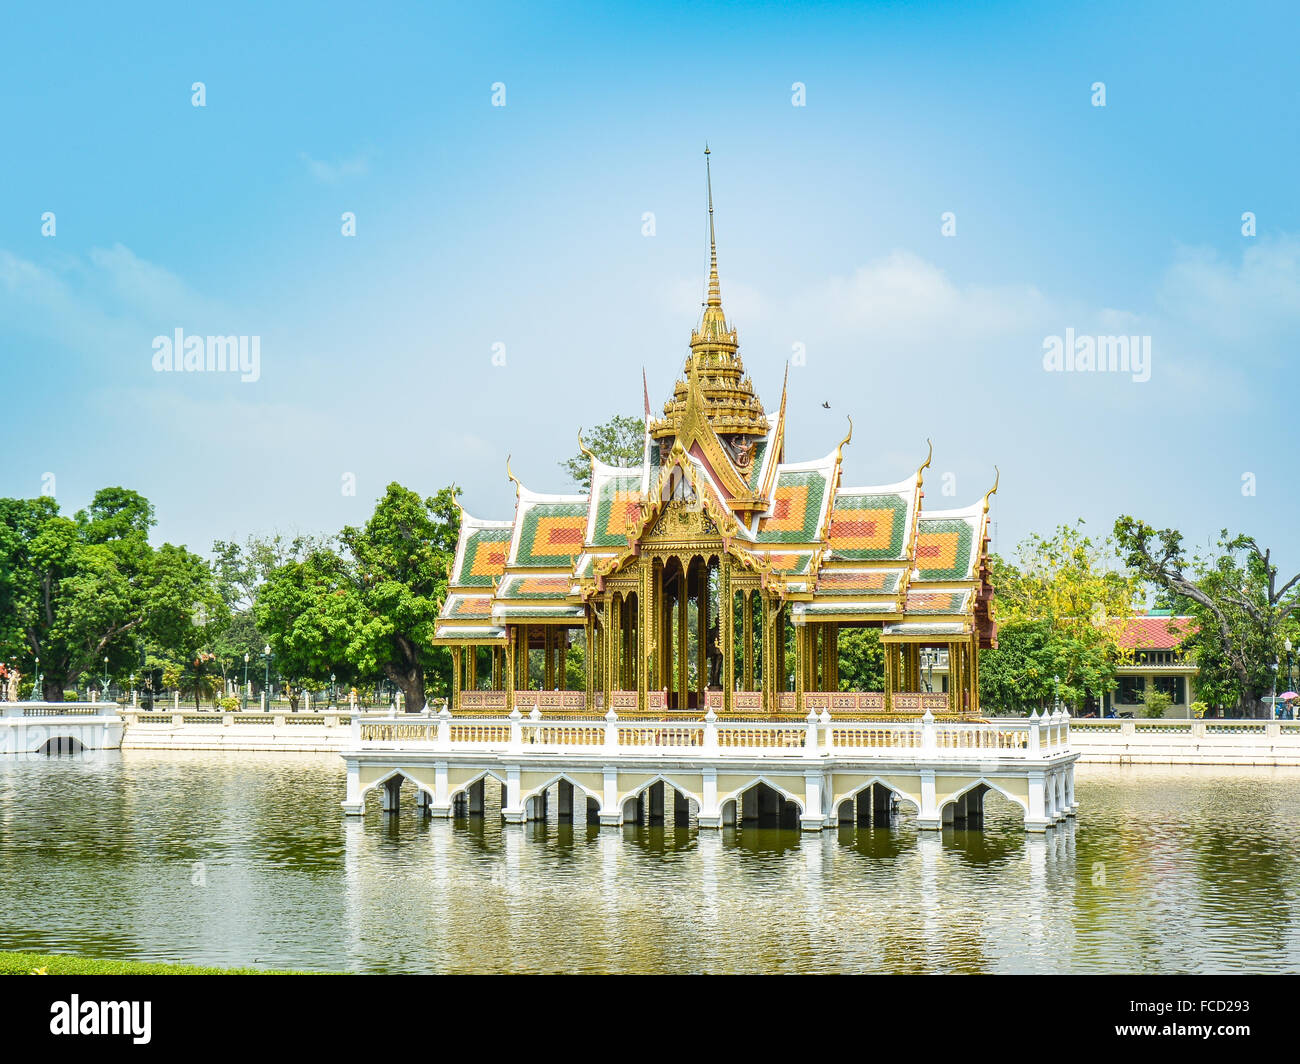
<box><xmin>693</xmin><ymin>144</ymin><xmax>733</xmax><ymax>349</ymax></box>
<box><xmin>650</xmin><ymin>147</ymin><xmax>766</xmax><ymax>448</ymax></box>
<box><xmin>705</xmin><ymin>144</ymin><xmax>720</xmax><ymax>309</ymax></box>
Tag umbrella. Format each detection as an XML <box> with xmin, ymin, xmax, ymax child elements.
<box><xmin>1280</xmin><ymin>692</ymin><xmax>1298</xmax><ymax>701</ymax></box>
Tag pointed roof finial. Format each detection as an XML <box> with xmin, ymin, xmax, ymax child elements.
<box><xmin>982</xmin><ymin>466</ymin><xmax>1000</xmax><ymax>513</ymax></box>
<box><xmin>705</xmin><ymin>143</ymin><xmax>720</xmax><ymax>308</ymax></box>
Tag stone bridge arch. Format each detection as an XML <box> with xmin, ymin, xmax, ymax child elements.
<box><xmin>617</xmin><ymin>773</ymin><xmax>703</xmax><ymax>826</ymax></box>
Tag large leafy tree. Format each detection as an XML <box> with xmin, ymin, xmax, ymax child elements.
<box><xmin>560</xmin><ymin>414</ymin><xmax>644</xmax><ymax>491</ymax></box>
<box><xmin>980</xmin><ymin>522</ymin><xmax>1138</xmax><ymax>713</ymax></box>
<box><xmin>209</xmin><ymin>533</ymin><xmax>327</xmax><ymax>694</ymax></box>
<box><xmin>1114</xmin><ymin>519</ymin><xmax>1300</xmax><ymax>717</ymax></box>
<box><xmin>255</xmin><ymin>483</ymin><xmax>460</xmax><ymax>711</ymax></box>
<box><xmin>0</xmin><ymin>488</ymin><xmax>222</xmax><ymax>701</ymax></box>
<box><xmin>837</xmin><ymin>628</ymin><xmax>884</xmax><ymax>692</ymax></box>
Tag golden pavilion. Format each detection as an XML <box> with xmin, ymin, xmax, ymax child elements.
<box><xmin>433</xmin><ymin>153</ymin><xmax>997</xmax><ymax>720</ymax></box>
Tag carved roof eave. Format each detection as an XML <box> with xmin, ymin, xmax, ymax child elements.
<box><xmin>588</xmin><ymin>445</ymin><xmax>781</xmax><ymax>591</ymax></box>
<box><xmin>675</xmin><ymin>371</ymin><xmax>764</xmax><ymax>508</ymax></box>
<box><xmin>894</xmin><ymin>439</ymin><xmax>933</xmax><ymax>613</ymax></box>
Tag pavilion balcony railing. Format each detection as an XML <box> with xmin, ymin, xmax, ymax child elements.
<box><xmin>353</xmin><ymin>709</ymin><xmax>1073</xmax><ymax>760</ymax></box>
<box><xmin>454</xmin><ymin>689</ymin><xmax>970</xmax><ymax>718</ymax></box>
<box><xmin>2</xmin><ymin>701</ymin><xmax>119</xmax><ymax>718</ymax></box>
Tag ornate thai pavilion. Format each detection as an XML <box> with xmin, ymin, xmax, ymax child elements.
<box><xmin>434</xmin><ymin>155</ymin><xmax>997</xmax><ymax>720</ymax></box>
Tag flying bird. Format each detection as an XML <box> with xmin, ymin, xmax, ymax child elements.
<box><xmin>821</xmin><ymin>401</ymin><xmax>831</xmax><ymax>409</ymax></box>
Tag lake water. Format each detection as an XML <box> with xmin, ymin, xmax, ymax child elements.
<box><xmin>1</xmin><ymin>751</ymin><xmax>1297</xmax><ymax>973</ymax></box>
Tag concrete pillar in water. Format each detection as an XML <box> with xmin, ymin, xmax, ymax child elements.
<box><xmin>856</xmin><ymin>791</ymin><xmax>871</xmax><ymax>825</ymax></box>
<box><xmin>873</xmin><ymin>782</ymin><xmax>892</xmax><ymax>823</ymax></box>
<box><xmin>648</xmin><ymin>781</ymin><xmax>665</xmax><ymax>823</ymax></box>
<box><xmin>674</xmin><ymin>788</ymin><xmax>690</xmax><ymax>826</ymax></box>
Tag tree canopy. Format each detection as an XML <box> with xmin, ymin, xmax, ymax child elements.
<box><xmin>0</xmin><ymin>488</ymin><xmax>223</xmax><ymax>701</ymax></box>
<box><xmin>253</xmin><ymin>483</ymin><xmax>461</xmax><ymax>709</ymax></box>
<box><xmin>978</xmin><ymin>521</ymin><xmax>1138</xmax><ymax>714</ymax></box>
<box><xmin>1114</xmin><ymin>519</ymin><xmax>1300</xmax><ymax>716</ymax></box>
<box><xmin>560</xmin><ymin>414</ymin><xmax>644</xmax><ymax>491</ymax></box>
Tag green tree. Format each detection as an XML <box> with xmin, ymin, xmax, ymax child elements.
<box><xmin>978</xmin><ymin>621</ymin><xmax>1062</xmax><ymax>714</ymax></box>
<box><xmin>837</xmin><ymin>628</ymin><xmax>884</xmax><ymax>692</ymax></box>
<box><xmin>210</xmin><ymin>533</ymin><xmax>325</xmax><ymax>693</ymax></box>
<box><xmin>560</xmin><ymin>414</ymin><xmax>644</xmax><ymax>491</ymax></box>
<box><xmin>987</xmin><ymin>522</ymin><xmax>1138</xmax><ymax>711</ymax></box>
<box><xmin>1114</xmin><ymin>520</ymin><xmax>1300</xmax><ymax>717</ymax></box>
<box><xmin>1140</xmin><ymin>688</ymin><xmax>1172</xmax><ymax>719</ymax></box>
<box><xmin>0</xmin><ymin>489</ymin><xmax>222</xmax><ymax>702</ymax></box>
<box><xmin>255</xmin><ymin>483</ymin><xmax>461</xmax><ymax>711</ymax></box>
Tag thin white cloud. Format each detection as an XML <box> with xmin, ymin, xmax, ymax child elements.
<box><xmin>299</xmin><ymin>151</ymin><xmax>370</xmax><ymax>184</ymax></box>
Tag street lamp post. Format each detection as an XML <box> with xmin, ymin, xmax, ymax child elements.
<box><xmin>129</xmin><ymin>672</ymin><xmax>135</xmax><ymax>708</ymax></box>
<box><xmin>1286</xmin><ymin>638</ymin><xmax>1295</xmax><ymax>720</ymax></box>
<box><xmin>33</xmin><ymin>655</ymin><xmax>40</xmax><ymax>704</ymax></box>
<box><xmin>103</xmin><ymin>656</ymin><xmax>109</xmax><ymax>699</ymax></box>
<box><xmin>1270</xmin><ymin>661</ymin><xmax>1280</xmax><ymax>720</ymax></box>
<box><xmin>263</xmin><ymin>644</ymin><xmax>271</xmax><ymax>712</ymax></box>
<box><xmin>243</xmin><ymin>653</ymin><xmax>250</xmax><ymax>711</ymax></box>
<box><xmin>330</xmin><ymin>672</ymin><xmax>337</xmax><ymax>711</ymax></box>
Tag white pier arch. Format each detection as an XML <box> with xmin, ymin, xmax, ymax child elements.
<box><xmin>1</xmin><ymin>702</ymin><xmax>124</xmax><ymax>756</ymax></box>
<box><xmin>341</xmin><ymin>707</ymin><xmax>1078</xmax><ymax>833</ymax></box>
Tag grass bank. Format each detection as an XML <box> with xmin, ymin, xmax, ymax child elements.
<box><xmin>0</xmin><ymin>951</ymin><xmax>317</xmax><ymax>975</ymax></box>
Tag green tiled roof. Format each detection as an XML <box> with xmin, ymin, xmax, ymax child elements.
<box><xmin>590</xmin><ymin>471</ymin><xmax>642</xmax><ymax>548</ymax></box>
<box><xmin>454</xmin><ymin>527</ymin><xmax>513</xmax><ymax>587</ymax></box>
<box><xmin>827</xmin><ymin>491</ymin><xmax>910</xmax><ymax>561</ymax></box>
<box><xmin>513</xmin><ymin>500</ymin><xmax>588</xmax><ymax>567</ymax></box>
<box><xmin>755</xmin><ymin>468</ymin><xmax>828</xmax><ymax>544</ymax></box>
<box><xmin>912</xmin><ymin>517</ymin><xmax>977</xmax><ymax>582</ymax></box>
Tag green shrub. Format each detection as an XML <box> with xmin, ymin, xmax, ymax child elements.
<box><xmin>63</xmin><ymin>690</ymin><xmax>79</xmax><ymax>702</ymax></box>
<box><xmin>217</xmin><ymin>696</ymin><xmax>238</xmax><ymax>712</ymax></box>
<box><xmin>1141</xmin><ymin>690</ymin><xmax>1173</xmax><ymax>719</ymax></box>
<box><xmin>1190</xmin><ymin>700</ymin><xmax>1209</xmax><ymax>719</ymax></box>
<box><xmin>0</xmin><ymin>950</ymin><xmax>317</xmax><ymax>975</ymax></box>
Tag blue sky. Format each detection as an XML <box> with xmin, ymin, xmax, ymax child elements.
<box><xmin>2</xmin><ymin>0</ymin><xmax>1297</xmax><ymax>566</ymax></box>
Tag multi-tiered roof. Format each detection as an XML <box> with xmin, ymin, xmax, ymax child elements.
<box><xmin>434</xmin><ymin>151</ymin><xmax>997</xmax><ymax>650</ymax></box>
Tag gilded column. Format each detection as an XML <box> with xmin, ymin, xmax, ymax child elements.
<box><xmin>681</xmin><ymin>567</ymin><xmax>691</xmax><ymax>707</ymax></box>
<box><xmin>742</xmin><ymin>590</ymin><xmax>754</xmax><ymax>691</ymax></box>
<box><xmin>624</xmin><ymin>597</ymin><xmax>633</xmax><ymax>691</ymax></box>
<box><xmin>883</xmin><ymin>643</ymin><xmax>893</xmax><ymax>713</ymax></box>
<box><xmin>451</xmin><ymin>647</ymin><xmax>462</xmax><ymax>714</ymax></box>
<box><xmin>969</xmin><ymin>637</ymin><xmax>979</xmax><ymax>715</ymax></box>
<box><xmin>696</xmin><ymin>563</ymin><xmax>708</xmax><ymax>711</ymax></box>
<box><xmin>602</xmin><ymin>595</ymin><xmax>614</xmax><ymax>705</ymax></box>
<box><xmin>721</xmin><ymin>557</ymin><xmax>733</xmax><ymax>712</ymax></box>
<box><xmin>585</xmin><ymin>613</ymin><xmax>596</xmax><ymax>709</ymax></box>
<box><xmin>504</xmin><ymin>629</ymin><xmax>516</xmax><ymax>712</ymax></box>
<box><xmin>760</xmin><ymin>594</ymin><xmax>773</xmax><ymax>711</ymax></box>
<box><xmin>775</xmin><ymin>603</ymin><xmax>786</xmax><ymax>697</ymax></box>
<box><xmin>794</xmin><ymin>624</ymin><xmax>806</xmax><ymax>710</ymax></box>
<box><xmin>638</xmin><ymin>561</ymin><xmax>650</xmax><ymax>710</ymax></box>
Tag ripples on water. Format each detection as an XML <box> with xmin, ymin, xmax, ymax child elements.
<box><xmin>1</xmin><ymin>751</ymin><xmax>1297</xmax><ymax>973</ymax></box>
